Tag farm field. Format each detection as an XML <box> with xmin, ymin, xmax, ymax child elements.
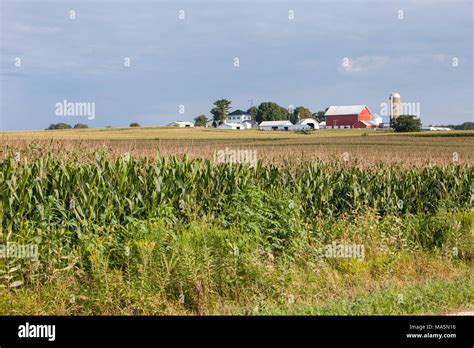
<box><xmin>0</xmin><ymin>128</ymin><xmax>473</xmax><ymax>315</ymax></box>
<box><xmin>1</xmin><ymin>127</ymin><xmax>474</xmax><ymax>165</ymax></box>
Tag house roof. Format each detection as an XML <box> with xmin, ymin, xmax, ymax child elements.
<box><xmin>259</xmin><ymin>120</ymin><xmax>293</xmax><ymax>127</ymax></box>
<box><xmin>229</xmin><ymin>109</ymin><xmax>250</xmax><ymax>116</ymax></box>
<box><xmin>325</xmin><ymin>105</ymin><xmax>368</xmax><ymax>116</ymax></box>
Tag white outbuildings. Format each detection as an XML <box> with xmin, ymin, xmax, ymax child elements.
<box><xmin>218</xmin><ymin>122</ymin><xmax>247</xmax><ymax>130</ymax></box>
<box><xmin>167</xmin><ymin>121</ymin><xmax>194</xmax><ymax>128</ymax></box>
<box><xmin>291</xmin><ymin>118</ymin><xmax>319</xmax><ymax>131</ymax></box>
<box><xmin>258</xmin><ymin>120</ymin><xmax>293</xmax><ymax>131</ymax></box>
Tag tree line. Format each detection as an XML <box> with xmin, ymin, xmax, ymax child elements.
<box><xmin>46</xmin><ymin>123</ymin><xmax>88</xmax><ymax>130</ymax></box>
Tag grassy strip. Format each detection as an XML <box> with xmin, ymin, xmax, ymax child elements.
<box><xmin>261</xmin><ymin>276</ymin><xmax>474</xmax><ymax>315</ymax></box>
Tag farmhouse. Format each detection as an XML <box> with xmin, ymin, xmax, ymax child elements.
<box><xmin>227</xmin><ymin>110</ymin><xmax>253</xmax><ymax>125</ymax></box>
<box><xmin>292</xmin><ymin>118</ymin><xmax>319</xmax><ymax>131</ymax></box>
<box><xmin>324</xmin><ymin>105</ymin><xmax>377</xmax><ymax>129</ymax></box>
<box><xmin>259</xmin><ymin>120</ymin><xmax>293</xmax><ymax>131</ymax></box>
<box><xmin>167</xmin><ymin>121</ymin><xmax>194</xmax><ymax>128</ymax></box>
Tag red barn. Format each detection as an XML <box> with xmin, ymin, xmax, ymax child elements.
<box><xmin>324</xmin><ymin>105</ymin><xmax>376</xmax><ymax>128</ymax></box>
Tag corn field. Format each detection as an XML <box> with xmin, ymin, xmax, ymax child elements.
<box><xmin>1</xmin><ymin>153</ymin><xmax>472</xmax><ymax>232</ymax></box>
<box><xmin>0</xmin><ymin>152</ymin><xmax>473</xmax><ymax>315</ymax></box>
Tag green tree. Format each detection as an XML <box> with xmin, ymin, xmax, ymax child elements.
<box><xmin>73</xmin><ymin>123</ymin><xmax>88</xmax><ymax>129</ymax></box>
<box><xmin>194</xmin><ymin>114</ymin><xmax>209</xmax><ymax>127</ymax></box>
<box><xmin>291</xmin><ymin>106</ymin><xmax>313</xmax><ymax>124</ymax></box>
<box><xmin>130</xmin><ymin>122</ymin><xmax>141</xmax><ymax>127</ymax></box>
<box><xmin>256</xmin><ymin>102</ymin><xmax>288</xmax><ymax>124</ymax></box>
<box><xmin>313</xmin><ymin>109</ymin><xmax>327</xmax><ymax>123</ymax></box>
<box><xmin>210</xmin><ymin>99</ymin><xmax>232</xmax><ymax>124</ymax></box>
<box><xmin>247</xmin><ymin>106</ymin><xmax>258</xmax><ymax>121</ymax></box>
<box><xmin>460</xmin><ymin>122</ymin><xmax>474</xmax><ymax>130</ymax></box>
<box><xmin>393</xmin><ymin>115</ymin><xmax>421</xmax><ymax>132</ymax></box>
<box><xmin>46</xmin><ymin>123</ymin><xmax>72</xmax><ymax>130</ymax></box>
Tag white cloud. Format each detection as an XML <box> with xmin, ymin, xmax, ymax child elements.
<box><xmin>338</xmin><ymin>56</ymin><xmax>390</xmax><ymax>73</ymax></box>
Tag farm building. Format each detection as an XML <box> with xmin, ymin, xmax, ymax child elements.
<box><xmin>167</xmin><ymin>121</ymin><xmax>194</xmax><ymax>128</ymax></box>
<box><xmin>292</xmin><ymin>118</ymin><xmax>319</xmax><ymax>131</ymax></box>
<box><xmin>218</xmin><ymin>122</ymin><xmax>249</xmax><ymax>130</ymax></box>
<box><xmin>324</xmin><ymin>105</ymin><xmax>376</xmax><ymax>129</ymax></box>
<box><xmin>259</xmin><ymin>120</ymin><xmax>293</xmax><ymax>131</ymax></box>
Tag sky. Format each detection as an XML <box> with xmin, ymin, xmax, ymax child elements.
<box><xmin>0</xmin><ymin>0</ymin><xmax>472</xmax><ymax>131</ymax></box>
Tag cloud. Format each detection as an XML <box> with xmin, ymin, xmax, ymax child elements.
<box><xmin>338</xmin><ymin>56</ymin><xmax>390</xmax><ymax>74</ymax></box>
<box><xmin>14</xmin><ymin>24</ymin><xmax>61</xmax><ymax>34</ymax></box>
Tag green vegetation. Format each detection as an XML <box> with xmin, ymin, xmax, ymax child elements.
<box><xmin>393</xmin><ymin>115</ymin><xmax>422</xmax><ymax>132</ymax></box>
<box><xmin>0</xmin><ymin>152</ymin><xmax>472</xmax><ymax>314</ymax></box>
<box><xmin>431</xmin><ymin>122</ymin><xmax>474</xmax><ymax>131</ymax></box>
<box><xmin>129</xmin><ymin>123</ymin><xmax>141</xmax><ymax>127</ymax></box>
<box><xmin>210</xmin><ymin>99</ymin><xmax>232</xmax><ymax>124</ymax></box>
<box><xmin>290</xmin><ymin>106</ymin><xmax>312</xmax><ymax>124</ymax></box>
<box><xmin>2</xmin><ymin>155</ymin><xmax>472</xmax><ymax>229</ymax></box>
<box><xmin>194</xmin><ymin>114</ymin><xmax>209</xmax><ymax>127</ymax></box>
<box><xmin>46</xmin><ymin>123</ymin><xmax>72</xmax><ymax>130</ymax></box>
<box><xmin>73</xmin><ymin>123</ymin><xmax>88</xmax><ymax>129</ymax></box>
<box><xmin>262</xmin><ymin>276</ymin><xmax>473</xmax><ymax>315</ymax></box>
<box><xmin>256</xmin><ymin>102</ymin><xmax>289</xmax><ymax>123</ymax></box>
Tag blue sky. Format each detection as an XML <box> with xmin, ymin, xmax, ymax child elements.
<box><xmin>1</xmin><ymin>0</ymin><xmax>472</xmax><ymax>130</ymax></box>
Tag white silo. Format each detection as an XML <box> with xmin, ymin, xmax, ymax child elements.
<box><xmin>389</xmin><ymin>93</ymin><xmax>401</xmax><ymax>126</ymax></box>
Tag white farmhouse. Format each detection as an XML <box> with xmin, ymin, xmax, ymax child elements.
<box><xmin>227</xmin><ymin>110</ymin><xmax>253</xmax><ymax>124</ymax></box>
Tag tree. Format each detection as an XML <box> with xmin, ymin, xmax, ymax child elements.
<box><xmin>392</xmin><ymin>115</ymin><xmax>421</xmax><ymax>132</ymax></box>
<box><xmin>433</xmin><ymin>122</ymin><xmax>474</xmax><ymax>130</ymax></box>
<box><xmin>290</xmin><ymin>106</ymin><xmax>313</xmax><ymax>124</ymax></box>
<box><xmin>210</xmin><ymin>99</ymin><xmax>232</xmax><ymax>124</ymax></box>
<box><xmin>130</xmin><ymin>122</ymin><xmax>141</xmax><ymax>127</ymax></box>
<box><xmin>46</xmin><ymin>123</ymin><xmax>72</xmax><ymax>130</ymax></box>
<box><xmin>312</xmin><ymin>109</ymin><xmax>327</xmax><ymax>123</ymax></box>
<box><xmin>194</xmin><ymin>114</ymin><xmax>209</xmax><ymax>127</ymax></box>
<box><xmin>459</xmin><ymin>122</ymin><xmax>474</xmax><ymax>130</ymax></box>
<box><xmin>256</xmin><ymin>102</ymin><xmax>288</xmax><ymax>124</ymax></box>
<box><xmin>73</xmin><ymin>123</ymin><xmax>88</xmax><ymax>129</ymax></box>
<box><xmin>247</xmin><ymin>106</ymin><xmax>258</xmax><ymax>122</ymax></box>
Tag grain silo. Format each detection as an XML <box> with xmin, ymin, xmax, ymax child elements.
<box><xmin>389</xmin><ymin>93</ymin><xmax>401</xmax><ymax>126</ymax></box>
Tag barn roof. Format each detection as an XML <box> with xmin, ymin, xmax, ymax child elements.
<box><xmin>295</xmin><ymin>118</ymin><xmax>319</xmax><ymax>125</ymax></box>
<box><xmin>359</xmin><ymin>120</ymin><xmax>378</xmax><ymax>126</ymax></box>
<box><xmin>167</xmin><ymin>121</ymin><xmax>194</xmax><ymax>126</ymax></box>
<box><xmin>259</xmin><ymin>120</ymin><xmax>293</xmax><ymax>127</ymax></box>
<box><xmin>218</xmin><ymin>122</ymin><xmax>242</xmax><ymax>128</ymax></box>
<box><xmin>325</xmin><ymin>105</ymin><xmax>369</xmax><ymax>116</ymax></box>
